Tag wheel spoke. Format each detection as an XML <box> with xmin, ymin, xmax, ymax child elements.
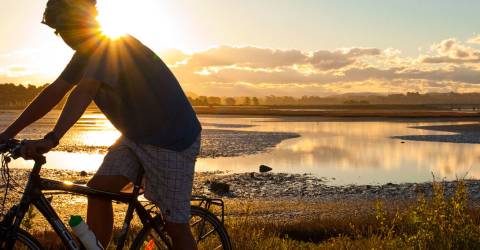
<box><xmin>198</xmin><ymin>228</ymin><xmax>216</xmax><ymax>241</ymax></box>
<box><xmin>213</xmin><ymin>244</ymin><xmax>224</xmax><ymax>250</ymax></box>
<box><xmin>195</xmin><ymin>218</ymin><xmax>207</xmax><ymax>242</ymax></box>
<box><xmin>133</xmin><ymin>206</ymin><xmax>231</xmax><ymax>250</ymax></box>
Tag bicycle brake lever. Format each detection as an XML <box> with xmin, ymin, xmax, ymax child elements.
<box><xmin>10</xmin><ymin>140</ymin><xmax>25</xmax><ymax>159</ymax></box>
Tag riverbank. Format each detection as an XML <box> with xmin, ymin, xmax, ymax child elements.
<box><xmin>193</xmin><ymin>106</ymin><xmax>480</xmax><ymax>118</ymax></box>
<box><xmin>4</xmin><ymin>169</ymin><xmax>480</xmax><ymax>249</ymax></box>
<box><xmin>4</xmin><ymin>169</ymin><xmax>480</xmax><ymax>210</ymax></box>
<box><xmin>4</xmin><ymin>106</ymin><xmax>480</xmax><ymax>118</ymax></box>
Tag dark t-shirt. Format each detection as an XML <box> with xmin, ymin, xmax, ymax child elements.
<box><xmin>60</xmin><ymin>35</ymin><xmax>201</xmax><ymax>151</ymax></box>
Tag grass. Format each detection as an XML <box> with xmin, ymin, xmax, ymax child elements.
<box><xmin>17</xmin><ymin>180</ymin><xmax>480</xmax><ymax>249</ymax></box>
<box><xmin>226</xmin><ymin>180</ymin><xmax>480</xmax><ymax>250</ymax></box>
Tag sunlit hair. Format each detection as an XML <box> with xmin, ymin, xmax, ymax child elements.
<box><xmin>42</xmin><ymin>0</ymin><xmax>99</xmax><ymax>34</ymax></box>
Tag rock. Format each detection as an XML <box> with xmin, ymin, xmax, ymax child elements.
<box><xmin>209</xmin><ymin>181</ymin><xmax>230</xmax><ymax>195</ymax></box>
<box><xmin>73</xmin><ymin>179</ymin><xmax>88</xmax><ymax>185</ymax></box>
<box><xmin>259</xmin><ymin>165</ymin><xmax>272</xmax><ymax>173</ymax></box>
<box><xmin>80</xmin><ymin>171</ymin><xmax>88</xmax><ymax>177</ymax></box>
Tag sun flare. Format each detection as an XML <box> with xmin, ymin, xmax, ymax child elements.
<box><xmin>95</xmin><ymin>0</ymin><xmax>190</xmax><ymax>49</ymax></box>
<box><xmin>96</xmin><ymin>0</ymin><xmax>131</xmax><ymax>39</ymax></box>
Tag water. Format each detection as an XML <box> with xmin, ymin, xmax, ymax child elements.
<box><xmin>2</xmin><ymin>109</ymin><xmax>480</xmax><ymax>185</ymax></box>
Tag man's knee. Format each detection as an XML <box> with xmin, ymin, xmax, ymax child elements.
<box><xmin>87</xmin><ymin>175</ymin><xmax>131</xmax><ymax>193</ymax></box>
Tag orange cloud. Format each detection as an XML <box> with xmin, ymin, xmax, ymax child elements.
<box><xmin>3</xmin><ymin>38</ymin><xmax>480</xmax><ymax>96</ymax></box>
<box><xmin>184</xmin><ymin>45</ymin><xmax>307</xmax><ymax>69</ymax></box>
<box><xmin>467</xmin><ymin>35</ymin><xmax>480</xmax><ymax>44</ymax></box>
<box><xmin>422</xmin><ymin>38</ymin><xmax>480</xmax><ymax>64</ymax></box>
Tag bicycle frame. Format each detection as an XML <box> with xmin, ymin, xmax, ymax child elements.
<box><xmin>1</xmin><ymin>155</ymin><xmax>170</xmax><ymax>250</ymax></box>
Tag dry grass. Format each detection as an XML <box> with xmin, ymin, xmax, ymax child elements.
<box><xmin>18</xmin><ymin>181</ymin><xmax>480</xmax><ymax>249</ymax></box>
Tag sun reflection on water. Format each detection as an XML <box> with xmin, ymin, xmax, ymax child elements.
<box><xmin>6</xmin><ymin>111</ymin><xmax>480</xmax><ymax>185</ymax></box>
<box><xmin>79</xmin><ymin>130</ymin><xmax>121</xmax><ymax>147</ymax></box>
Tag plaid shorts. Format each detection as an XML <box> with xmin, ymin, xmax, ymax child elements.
<box><xmin>95</xmin><ymin>135</ymin><xmax>201</xmax><ymax>223</ymax></box>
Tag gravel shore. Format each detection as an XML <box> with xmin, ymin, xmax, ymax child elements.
<box><xmin>3</xmin><ymin>169</ymin><xmax>480</xmax><ymax>204</ymax></box>
<box><xmin>394</xmin><ymin>123</ymin><xmax>480</xmax><ymax>144</ymax></box>
<box><xmin>2</xmin><ymin>169</ymin><xmax>480</xmax><ymax>228</ymax></box>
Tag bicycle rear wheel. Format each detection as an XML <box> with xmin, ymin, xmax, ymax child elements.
<box><xmin>0</xmin><ymin>226</ymin><xmax>42</xmax><ymax>250</ymax></box>
<box><xmin>131</xmin><ymin>206</ymin><xmax>231</xmax><ymax>250</ymax></box>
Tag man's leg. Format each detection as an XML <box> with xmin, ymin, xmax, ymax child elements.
<box><xmin>87</xmin><ymin>175</ymin><xmax>131</xmax><ymax>248</ymax></box>
<box><xmin>165</xmin><ymin>222</ymin><xmax>198</xmax><ymax>250</ymax></box>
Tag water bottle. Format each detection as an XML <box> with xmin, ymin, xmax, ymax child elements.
<box><xmin>69</xmin><ymin>215</ymin><xmax>104</xmax><ymax>250</ymax></box>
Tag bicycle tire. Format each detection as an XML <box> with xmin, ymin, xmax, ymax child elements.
<box><xmin>131</xmin><ymin>206</ymin><xmax>232</xmax><ymax>250</ymax></box>
<box><xmin>0</xmin><ymin>226</ymin><xmax>43</xmax><ymax>250</ymax></box>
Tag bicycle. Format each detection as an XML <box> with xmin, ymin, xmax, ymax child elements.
<box><xmin>0</xmin><ymin>139</ymin><xmax>232</xmax><ymax>249</ymax></box>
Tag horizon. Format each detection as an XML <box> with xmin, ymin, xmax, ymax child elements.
<box><xmin>1</xmin><ymin>0</ymin><xmax>480</xmax><ymax>97</ymax></box>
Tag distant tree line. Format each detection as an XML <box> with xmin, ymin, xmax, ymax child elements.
<box><xmin>188</xmin><ymin>96</ymin><xmax>260</xmax><ymax>106</ymax></box>
<box><xmin>0</xmin><ymin>83</ymin><xmax>72</xmax><ymax>109</ymax></box>
<box><xmin>3</xmin><ymin>83</ymin><xmax>480</xmax><ymax>108</ymax></box>
<box><xmin>0</xmin><ymin>83</ymin><xmax>48</xmax><ymax>108</ymax></box>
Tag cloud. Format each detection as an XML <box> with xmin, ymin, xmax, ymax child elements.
<box><xmin>467</xmin><ymin>35</ymin><xmax>480</xmax><ymax>44</ymax></box>
<box><xmin>156</xmin><ymin>48</ymin><xmax>189</xmax><ymax>65</ymax></box>
<box><xmin>174</xmin><ymin>60</ymin><xmax>480</xmax><ymax>89</ymax></box>
<box><xmin>3</xmin><ymin>37</ymin><xmax>480</xmax><ymax>96</ymax></box>
<box><xmin>308</xmin><ymin>48</ymin><xmax>381</xmax><ymax>71</ymax></box>
<box><xmin>7</xmin><ymin>66</ymin><xmax>27</xmax><ymax>72</ymax></box>
<box><xmin>422</xmin><ymin>38</ymin><xmax>480</xmax><ymax>64</ymax></box>
<box><xmin>0</xmin><ymin>65</ymin><xmax>33</xmax><ymax>78</ymax></box>
<box><xmin>421</xmin><ymin>56</ymin><xmax>480</xmax><ymax>64</ymax></box>
<box><xmin>184</xmin><ymin>45</ymin><xmax>308</xmax><ymax>69</ymax></box>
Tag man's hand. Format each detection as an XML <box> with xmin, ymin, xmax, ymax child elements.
<box><xmin>20</xmin><ymin>139</ymin><xmax>56</xmax><ymax>159</ymax></box>
<box><xmin>0</xmin><ymin>131</ymin><xmax>14</xmax><ymax>144</ymax></box>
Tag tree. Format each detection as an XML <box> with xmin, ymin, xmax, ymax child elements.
<box><xmin>252</xmin><ymin>97</ymin><xmax>259</xmax><ymax>106</ymax></box>
<box><xmin>197</xmin><ymin>96</ymin><xmax>208</xmax><ymax>106</ymax></box>
<box><xmin>243</xmin><ymin>97</ymin><xmax>251</xmax><ymax>106</ymax></box>
<box><xmin>207</xmin><ymin>96</ymin><xmax>221</xmax><ymax>105</ymax></box>
<box><xmin>224</xmin><ymin>97</ymin><xmax>236</xmax><ymax>106</ymax></box>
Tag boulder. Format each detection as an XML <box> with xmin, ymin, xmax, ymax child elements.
<box><xmin>209</xmin><ymin>181</ymin><xmax>230</xmax><ymax>195</ymax></box>
<box><xmin>259</xmin><ymin>165</ymin><xmax>272</xmax><ymax>173</ymax></box>
<box><xmin>80</xmin><ymin>171</ymin><xmax>88</xmax><ymax>177</ymax></box>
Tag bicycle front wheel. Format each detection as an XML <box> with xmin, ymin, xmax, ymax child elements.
<box><xmin>0</xmin><ymin>226</ymin><xmax>42</xmax><ymax>250</ymax></box>
<box><xmin>131</xmin><ymin>206</ymin><xmax>231</xmax><ymax>250</ymax></box>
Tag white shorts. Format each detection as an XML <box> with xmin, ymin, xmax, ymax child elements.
<box><xmin>95</xmin><ymin>135</ymin><xmax>201</xmax><ymax>223</ymax></box>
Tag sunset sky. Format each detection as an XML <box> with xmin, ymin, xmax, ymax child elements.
<box><xmin>1</xmin><ymin>0</ymin><xmax>480</xmax><ymax>96</ymax></box>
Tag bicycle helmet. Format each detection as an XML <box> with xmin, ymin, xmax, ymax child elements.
<box><xmin>42</xmin><ymin>0</ymin><xmax>98</xmax><ymax>33</ymax></box>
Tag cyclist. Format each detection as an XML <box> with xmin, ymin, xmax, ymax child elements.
<box><xmin>0</xmin><ymin>0</ymin><xmax>201</xmax><ymax>249</ymax></box>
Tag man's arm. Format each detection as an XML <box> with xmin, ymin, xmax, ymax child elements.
<box><xmin>18</xmin><ymin>78</ymin><xmax>102</xmax><ymax>158</ymax></box>
<box><xmin>51</xmin><ymin>78</ymin><xmax>102</xmax><ymax>138</ymax></box>
<box><xmin>1</xmin><ymin>79</ymin><xmax>74</xmax><ymax>138</ymax></box>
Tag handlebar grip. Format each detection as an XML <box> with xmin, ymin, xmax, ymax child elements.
<box><xmin>0</xmin><ymin>139</ymin><xmax>21</xmax><ymax>155</ymax></box>
<box><xmin>10</xmin><ymin>144</ymin><xmax>23</xmax><ymax>159</ymax></box>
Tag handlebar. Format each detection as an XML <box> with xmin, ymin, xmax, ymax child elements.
<box><xmin>0</xmin><ymin>139</ymin><xmax>23</xmax><ymax>159</ymax></box>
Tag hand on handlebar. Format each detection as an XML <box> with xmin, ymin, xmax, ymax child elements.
<box><xmin>0</xmin><ymin>131</ymin><xmax>13</xmax><ymax>144</ymax></box>
<box><xmin>20</xmin><ymin>139</ymin><xmax>56</xmax><ymax>159</ymax></box>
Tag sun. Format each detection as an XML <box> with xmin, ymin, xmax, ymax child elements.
<box><xmin>94</xmin><ymin>0</ymin><xmax>192</xmax><ymax>50</ymax></box>
<box><xmin>96</xmin><ymin>0</ymin><xmax>131</xmax><ymax>39</ymax></box>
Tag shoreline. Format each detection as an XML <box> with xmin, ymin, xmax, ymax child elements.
<box><xmin>2</xmin><ymin>169</ymin><xmax>479</xmax><ymax>230</ymax></box>
<box><xmin>4</xmin><ymin>169</ymin><xmax>480</xmax><ymax>202</ymax></box>
<box><xmin>194</xmin><ymin>106</ymin><xmax>480</xmax><ymax>118</ymax></box>
<box><xmin>4</xmin><ymin>107</ymin><xmax>480</xmax><ymax>118</ymax></box>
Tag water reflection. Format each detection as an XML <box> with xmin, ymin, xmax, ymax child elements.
<box><xmin>4</xmin><ymin>110</ymin><xmax>480</xmax><ymax>185</ymax></box>
<box><xmin>196</xmin><ymin>117</ymin><xmax>480</xmax><ymax>184</ymax></box>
